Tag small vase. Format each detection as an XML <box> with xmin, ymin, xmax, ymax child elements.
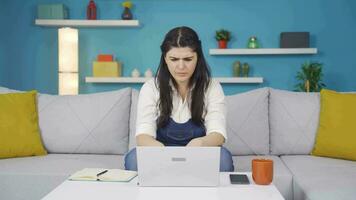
<box><xmin>247</xmin><ymin>36</ymin><xmax>259</xmax><ymax>49</ymax></box>
<box><xmin>131</xmin><ymin>68</ymin><xmax>140</xmax><ymax>77</ymax></box>
<box><xmin>87</xmin><ymin>0</ymin><xmax>97</xmax><ymax>20</ymax></box>
<box><xmin>121</xmin><ymin>7</ymin><xmax>133</xmax><ymax>20</ymax></box>
<box><xmin>218</xmin><ymin>40</ymin><xmax>227</xmax><ymax>49</ymax></box>
<box><xmin>144</xmin><ymin>68</ymin><xmax>153</xmax><ymax>78</ymax></box>
<box><xmin>233</xmin><ymin>61</ymin><xmax>241</xmax><ymax>77</ymax></box>
<box><xmin>242</xmin><ymin>63</ymin><xmax>250</xmax><ymax>77</ymax></box>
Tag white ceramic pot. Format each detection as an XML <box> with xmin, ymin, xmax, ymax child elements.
<box><xmin>131</xmin><ymin>68</ymin><xmax>140</xmax><ymax>77</ymax></box>
<box><xmin>144</xmin><ymin>68</ymin><xmax>153</xmax><ymax>78</ymax></box>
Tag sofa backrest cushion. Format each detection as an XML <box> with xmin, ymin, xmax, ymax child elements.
<box><xmin>129</xmin><ymin>89</ymin><xmax>139</xmax><ymax>150</ymax></box>
<box><xmin>224</xmin><ymin>87</ymin><xmax>270</xmax><ymax>155</ymax></box>
<box><xmin>269</xmin><ymin>88</ymin><xmax>320</xmax><ymax>155</ymax></box>
<box><xmin>0</xmin><ymin>86</ymin><xmax>131</xmax><ymax>155</ymax></box>
<box><xmin>38</xmin><ymin>89</ymin><xmax>131</xmax><ymax>154</ymax></box>
<box><xmin>0</xmin><ymin>87</ymin><xmax>20</xmax><ymax>93</ymax></box>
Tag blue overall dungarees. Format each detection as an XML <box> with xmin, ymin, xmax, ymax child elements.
<box><xmin>124</xmin><ymin>118</ymin><xmax>234</xmax><ymax>171</ymax></box>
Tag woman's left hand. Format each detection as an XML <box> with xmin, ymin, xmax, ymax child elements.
<box><xmin>186</xmin><ymin>138</ymin><xmax>204</xmax><ymax>147</ymax></box>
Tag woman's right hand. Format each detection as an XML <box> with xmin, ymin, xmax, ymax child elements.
<box><xmin>136</xmin><ymin>134</ymin><xmax>165</xmax><ymax>147</ymax></box>
<box><xmin>186</xmin><ymin>138</ymin><xmax>204</xmax><ymax>147</ymax></box>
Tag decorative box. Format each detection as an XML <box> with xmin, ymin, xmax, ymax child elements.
<box><xmin>280</xmin><ymin>32</ymin><xmax>310</xmax><ymax>48</ymax></box>
<box><xmin>97</xmin><ymin>54</ymin><xmax>114</xmax><ymax>62</ymax></box>
<box><xmin>93</xmin><ymin>62</ymin><xmax>122</xmax><ymax>77</ymax></box>
<box><xmin>37</xmin><ymin>4</ymin><xmax>68</xmax><ymax>19</ymax></box>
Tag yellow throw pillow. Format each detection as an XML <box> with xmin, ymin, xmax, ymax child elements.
<box><xmin>0</xmin><ymin>90</ymin><xmax>47</xmax><ymax>159</ymax></box>
<box><xmin>312</xmin><ymin>89</ymin><xmax>356</xmax><ymax>160</ymax></box>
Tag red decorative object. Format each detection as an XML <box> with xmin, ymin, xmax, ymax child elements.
<box><xmin>218</xmin><ymin>40</ymin><xmax>227</xmax><ymax>49</ymax></box>
<box><xmin>98</xmin><ymin>54</ymin><xmax>114</xmax><ymax>62</ymax></box>
<box><xmin>87</xmin><ymin>0</ymin><xmax>97</xmax><ymax>20</ymax></box>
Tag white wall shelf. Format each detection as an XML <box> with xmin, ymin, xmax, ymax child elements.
<box><xmin>86</xmin><ymin>77</ymin><xmax>148</xmax><ymax>83</ymax></box>
<box><xmin>85</xmin><ymin>77</ymin><xmax>263</xmax><ymax>84</ymax></box>
<box><xmin>209</xmin><ymin>48</ymin><xmax>317</xmax><ymax>55</ymax></box>
<box><xmin>35</xmin><ymin>19</ymin><xmax>140</xmax><ymax>27</ymax></box>
<box><xmin>215</xmin><ymin>77</ymin><xmax>263</xmax><ymax>83</ymax></box>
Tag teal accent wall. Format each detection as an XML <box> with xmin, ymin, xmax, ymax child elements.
<box><xmin>0</xmin><ymin>1</ymin><xmax>9</xmax><ymax>86</ymax></box>
<box><xmin>1</xmin><ymin>0</ymin><xmax>356</xmax><ymax>95</ymax></box>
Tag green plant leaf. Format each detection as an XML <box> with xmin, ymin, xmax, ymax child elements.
<box><xmin>294</xmin><ymin>61</ymin><xmax>326</xmax><ymax>92</ymax></box>
<box><xmin>215</xmin><ymin>29</ymin><xmax>231</xmax><ymax>41</ymax></box>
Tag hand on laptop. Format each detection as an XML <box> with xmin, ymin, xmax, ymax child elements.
<box><xmin>136</xmin><ymin>134</ymin><xmax>165</xmax><ymax>147</ymax></box>
<box><xmin>186</xmin><ymin>133</ymin><xmax>225</xmax><ymax>147</ymax></box>
<box><xmin>186</xmin><ymin>138</ymin><xmax>203</xmax><ymax>147</ymax></box>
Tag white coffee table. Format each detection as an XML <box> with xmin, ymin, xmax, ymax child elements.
<box><xmin>42</xmin><ymin>172</ymin><xmax>284</xmax><ymax>200</ymax></box>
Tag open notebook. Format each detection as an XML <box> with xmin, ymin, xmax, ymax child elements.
<box><xmin>68</xmin><ymin>168</ymin><xmax>137</xmax><ymax>182</ymax></box>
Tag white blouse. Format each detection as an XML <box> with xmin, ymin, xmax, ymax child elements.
<box><xmin>135</xmin><ymin>78</ymin><xmax>227</xmax><ymax>139</ymax></box>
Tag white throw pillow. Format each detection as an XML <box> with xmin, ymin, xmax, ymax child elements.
<box><xmin>269</xmin><ymin>88</ymin><xmax>320</xmax><ymax>155</ymax></box>
<box><xmin>224</xmin><ymin>87</ymin><xmax>270</xmax><ymax>155</ymax></box>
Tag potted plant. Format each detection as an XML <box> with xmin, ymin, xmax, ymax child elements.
<box><xmin>295</xmin><ymin>61</ymin><xmax>326</xmax><ymax>92</ymax></box>
<box><xmin>215</xmin><ymin>29</ymin><xmax>230</xmax><ymax>49</ymax></box>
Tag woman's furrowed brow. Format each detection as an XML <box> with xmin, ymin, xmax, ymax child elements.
<box><xmin>168</xmin><ymin>56</ymin><xmax>194</xmax><ymax>59</ymax></box>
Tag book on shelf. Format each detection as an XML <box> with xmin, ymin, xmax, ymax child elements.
<box><xmin>68</xmin><ymin>168</ymin><xmax>137</xmax><ymax>182</ymax></box>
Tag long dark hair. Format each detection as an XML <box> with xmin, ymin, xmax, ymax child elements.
<box><xmin>155</xmin><ymin>26</ymin><xmax>211</xmax><ymax>129</ymax></box>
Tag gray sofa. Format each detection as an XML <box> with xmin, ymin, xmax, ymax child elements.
<box><xmin>0</xmin><ymin>86</ymin><xmax>355</xmax><ymax>200</ymax></box>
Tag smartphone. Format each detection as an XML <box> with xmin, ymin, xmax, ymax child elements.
<box><xmin>229</xmin><ymin>174</ymin><xmax>250</xmax><ymax>184</ymax></box>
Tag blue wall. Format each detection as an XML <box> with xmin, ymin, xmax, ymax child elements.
<box><xmin>0</xmin><ymin>1</ymin><xmax>10</xmax><ymax>86</ymax></box>
<box><xmin>1</xmin><ymin>0</ymin><xmax>356</xmax><ymax>95</ymax></box>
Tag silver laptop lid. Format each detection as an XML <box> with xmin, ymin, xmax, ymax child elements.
<box><xmin>137</xmin><ymin>146</ymin><xmax>220</xmax><ymax>187</ymax></box>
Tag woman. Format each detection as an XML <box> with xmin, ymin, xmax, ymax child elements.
<box><xmin>125</xmin><ymin>26</ymin><xmax>234</xmax><ymax>172</ymax></box>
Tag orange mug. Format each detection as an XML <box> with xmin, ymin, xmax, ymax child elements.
<box><xmin>252</xmin><ymin>159</ymin><xmax>273</xmax><ymax>185</ymax></box>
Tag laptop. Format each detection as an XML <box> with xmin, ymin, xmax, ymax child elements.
<box><xmin>136</xmin><ymin>146</ymin><xmax>220</xmax><ymax>187</ymax></box>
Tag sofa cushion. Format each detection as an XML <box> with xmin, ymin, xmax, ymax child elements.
<box><xmin>129</xmin><ymin>89</ymin><xmax>139</xmax><ymax>150</ymax></box>
<box><xmin>312</xmin><ymin>89</ymin><xmax>356</xmax><ymax>161</ymax></box>
<box><xmin>269</xmin><ymin>88</ymin><xmax>320</xmax><ymax>155</ymax></box>
<box><xmin>0</xmin><ymin>91</ymin><xmax>47</xmax><ymax>158</ymax></box>
<box><xmin>0</xmin><ymin>154</ymin><xmax>124</xmax><ymax>200</ymax></box>
<box><xmin>0</xmin><ymin>86</ymin><xmax>131</xmax><ymax>155</ymax></box>
<box><xmin>281</xmin><ymin>155</ymin><xmax>356</xmax><ymax>200</ymax></box>
<box><xmin>233</xmin><ymin>155</ymin><xmax>293</xmax><ymax>200</ymax></box>
<box><xmin>224</xmin><ymin>87</ymin><xmax>270</xmax><ymax>155</ymax></box>
<box><xmin>38</xmin><ymin>89</ymin><xmax>131</xmax><ymax>154</ymax></box>
<box><xmin>0</xmin><ymin>86</ymin><xmax>20</xmax><ymax>93</ymax></box>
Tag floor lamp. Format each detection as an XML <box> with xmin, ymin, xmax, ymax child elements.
<box><xmin>58</xmin><ymin>27</ymin><xmax>78</xmax><ymax>95</ymax></box>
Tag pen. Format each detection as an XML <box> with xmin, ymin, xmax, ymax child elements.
<box><xmin>96</xmin><ymin>170</ymin><xmax>108</xmax><ymax>178</ymax></box>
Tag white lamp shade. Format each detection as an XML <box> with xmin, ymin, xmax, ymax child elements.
<box><xmin>59</xmin><ymin>73</ymin><xmax>78</xmax><ymax>95</ymax></box>
<box><xmin>58</xmin><ymin>27</ymin><xmax>78</xmax><ymax>95</ymax></box>
<box><xmin>58</xmin><ymin>28</ymin><xmax>78</xmax><ymax>73</ymax></box>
